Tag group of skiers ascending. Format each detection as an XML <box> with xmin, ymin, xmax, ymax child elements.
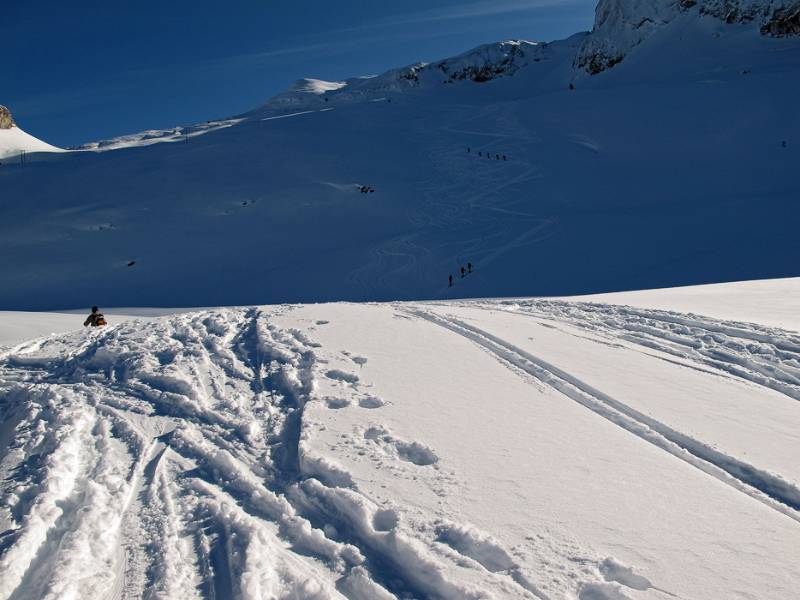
<box><xmin>467</xmin><ymin>148</ymin><xmax>507</xmax><ymax>161</ymax></box>
<box><xmin>449</xmin><ymin>262</ymin><xmax>473</xmax><ymax>287</ymax></box>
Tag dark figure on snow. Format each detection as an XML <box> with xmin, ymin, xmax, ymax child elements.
<box><xmin>782</xmin><ymin>140</ymin><xmax>787</xmax><ymax>148</ymax></box>
<box><xmin>467</xmin><ymin>147</ymin><xmax>471</xmax><ymax>153</ymax></box>
<box><xmin>449</xmin><ymin>275</ymin><xmax>453</xmax><ymax>287</ymax></box>
<box><xmin>468</xmin><ymin>262</ymin><xmax>473</xmax><ymax>274</ymax></box>
<box><xmin>461</xmin><ymin>267</ymin><xmax>466</xmax><ymax>278</ymax></box>
<box><xmin>478</xmin><ymin>152</ymin><xmax>482</xmax><ymax>157</ymax></box>
<box><xmin>84</xmin><ymin>306</ymin><xmax>107</xmax><ymax>327</ymax></box>
<box><xmin>496</xmin><ymin>154</ymin><xmax>500</xmax><ymax>160</ymax></box>
<box><xmin>503</xmin><ymin>155</ymin><xmax>507</xmax><ymax>161</ymax></box>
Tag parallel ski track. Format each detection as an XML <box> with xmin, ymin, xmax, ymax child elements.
<box><xmin>409</xmin><ymin>308</ymin><xmax>800</xmax><ymax>524</ymax></box>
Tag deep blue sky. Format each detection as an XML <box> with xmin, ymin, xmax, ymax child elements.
<box><xmin>2</xmin><ymin>0</ymin><xmax>596</xmax><ymax>147</ymax></box>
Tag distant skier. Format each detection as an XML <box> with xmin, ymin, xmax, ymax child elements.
<box><xmin>461</xmin><ymin>266</ymin><xmax>466</xmax><ymax>278</ymax></box>
<box><xmin>782</xmin><ymin>140</ymin><xmax>787</xmax><ymax>148</ymax></box>
<box><xmin>449</xmin><ymin>275</ymin><xmax>453</xmax><ymax>287</ymax></box>
<box><xmin>84</xmin><ymin>306</ymin><xmax>107</xmax><ymax>327</ymax></box>
<box><xmin>468</xmin><ymin>262</ymin><xmax>473</xmax><ymax>274</ymax></box>
<box><xmin>467</xmin><ymin>147</ymin><xmax>471</xmax><ymax>153</ymax></box>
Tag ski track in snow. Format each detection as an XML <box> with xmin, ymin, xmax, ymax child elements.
<box><xmin>409</xmin><ymin>303</ymin><xmax>800</xmax><ymax>522</ymax></box>
<box><xmin>2</xmin><ymin>301</ymin><xmax>798</xmax><ymax>598</ymax></box>
<box><xmin>0</xmin><ymin>307</ymin><xmax>637</xmax><ymax>600</ymax></box>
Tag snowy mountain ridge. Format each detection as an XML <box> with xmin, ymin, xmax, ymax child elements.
<box><xmin>576</xmin><ymin>0</ymin><xmax>800</xmax><ymax>73</ymax></box>
<box><xmin>5</xmin><ymin>0</ymin><xmax>800</xmax><ymax>153</ymax></box>
<box><xmin>53</xmin><ymin>0</ymin><xmax>800</xmax><ymax>150</ymax></box>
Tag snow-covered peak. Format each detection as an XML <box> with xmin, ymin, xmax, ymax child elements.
<box><xmin>254</xmin><ymin>40</ymin><xmax>548</xmax><ymax>115</ymax></box>
<box><xmin>576</xmin><ymin>0</ymin><xmax>800</xmax><ymax>74</ymax></box>
<box><xmin>0</xmin><ymin>108</ymin><xmax>63</xmax><ymax>160</ymax></box>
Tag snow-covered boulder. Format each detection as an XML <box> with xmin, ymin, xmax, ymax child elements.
<box><xmin>576</xmin><ymin>0</ymin><xmax>800</xmax><ymax>74</ymax></box>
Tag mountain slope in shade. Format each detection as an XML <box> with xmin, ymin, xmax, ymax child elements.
<box><xmin>0</xmin><ymin>3</ymin><xmax>798</xmax><ymax>310</ymax></box>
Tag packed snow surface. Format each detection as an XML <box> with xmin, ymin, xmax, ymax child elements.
<box><xmin>1</xmin><ymin>280</ymin><xmax>799</xmax><ymax>599</ymax></box>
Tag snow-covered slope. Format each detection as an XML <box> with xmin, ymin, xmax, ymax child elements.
<box><xmin>0</xmin><ymin>125</ymin><xmax>63</xmax><ymax>160</ymax></box>
<box><xmin>1</xmin><ymin>2</ymin><xmax>798</xmax><ymax>311</ymax></box>
<box><xmin>1</xmin><ymin>280</ymin><xmax>799</xmax><ymax>599</ymax></box>
<box><xmin>576</xmin><ymin>0</ymin><xmax>800</xmax><ymax>73</ymax></box>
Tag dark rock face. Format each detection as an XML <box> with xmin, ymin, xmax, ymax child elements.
<box><xmin>0</xmin><ymin>105</ymin><xmax>14</xmax><ymax>129</ymax></box>
<box><xmin>761</xmin><ymin>6</ymin><xmax>800</xmax><ymax>35</ymax></box>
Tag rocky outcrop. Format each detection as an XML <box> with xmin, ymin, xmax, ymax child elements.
<box><xmin>576</xmin><ymin>0</ymin><xmax>800</xmax><ymax>75</ymax></box>
<box><xmin>761</xmin><ymin>5</ymin><xmax>800</xmax><ymax>34</ymax></box>
<box><xmin>0</xmin><ymin>105</ymin><xmax>14</xmax><ymax>129</ymax></box>
<box><xmin>429</xmin><ymin>41</ymin><xmax>546</xmax><ymax>83</ymax></box>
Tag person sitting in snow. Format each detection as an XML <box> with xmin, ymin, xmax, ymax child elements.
<box><xmin>84</xmin><ymin>306</ymin><xmax>107</xmax><ymax>327</ymax></box>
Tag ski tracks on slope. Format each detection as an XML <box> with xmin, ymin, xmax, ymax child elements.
<box><xmin>407</xmin><ymin>307</ymin><xmax>800</xmax><ymax>524</ymax></box>
<box><xmin>0</xmin><ymin>308</ymin><xmax>625</xmax><ymax>600</ymax></box>
<box><xmin>506</xmin><ymin>301</ymin><xmax>800</xmax><ymax>405</ymax></box>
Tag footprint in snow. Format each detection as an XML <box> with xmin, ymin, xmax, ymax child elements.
<box><xmin>326</xmin><ymin>369</ymin><xmax>359</xmax><ymax>384</ymax></box>
<box><xmin>578</xmin><ymin>583</ymin><xmax>631</xmax><ymax>600</ymax></box>
<box><xmin>364</xmin><ymin>426</ymin><xmax>438</xmax><ymax>466</ymax></box>
<box><xmin>435</xmin><ymin>521</ymin><xmax>515</xmax><ymax>573</ymax></box>
<box><xmin>324</xmin><ymin>397</ymin><xmax>351</xmax><ymax>409</ymax></box>
<box><xmin>358</xmin><ymin>396</ymin><xmax>385</xmax><ymax>409</ymax></box>
<box><xmin>579</xmin><ymin>558</ymin><xmax>666</xmax><ymax>600</ymax></box>
<box><xmin>598</xmin><ymin>558</ymin><xmax>653</xmax><ymax>591</ymax></box>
